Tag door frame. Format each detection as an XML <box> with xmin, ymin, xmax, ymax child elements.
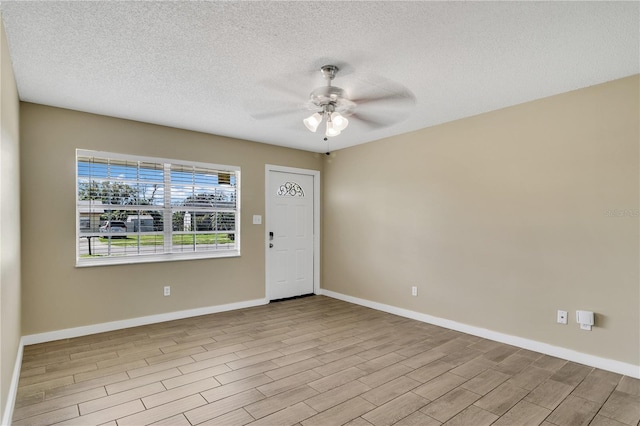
<box><xmin>265</xmin><ymin>165</ymin><xmax>320</xmax><ymax>299</ymax></box>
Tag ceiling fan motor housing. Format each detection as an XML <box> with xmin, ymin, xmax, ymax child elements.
<box><xmin>310</xmin><ymin>86</ymin><xmax>343</xmax><ymax>104</ymax></box>
<box><xmin>308</xmin><ymin>86</ymin><xmax>356</xmax><ymax>114</ymax></box>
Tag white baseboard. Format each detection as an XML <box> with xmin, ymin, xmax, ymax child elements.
<box><xmin>22</xmin><ymin>298</ymin><xmax>269</xmax><ymax>346</ymax></box>
<box><xmin>319</xmin><ymin>289</ymin><xmax>640</xmax><ymax>379</ymax></box>
<box><xmin>1</xmin><ymin>339</ymin><xmax>23</xmax><ymax>426</ymax></box>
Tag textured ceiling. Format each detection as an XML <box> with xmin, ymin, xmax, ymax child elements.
<box><xmin>1</xmin><ymin>1</ymin><xmax>638</xmax><ymax>153</ymax></box>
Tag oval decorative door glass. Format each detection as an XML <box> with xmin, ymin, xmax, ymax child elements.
<box><xmin>277</xmin><ymin>181</ymin><xmax>305</xmax><ymax>197</ymax></box>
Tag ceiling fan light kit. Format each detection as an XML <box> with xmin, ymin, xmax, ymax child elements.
<box><xmin>305</xmin><ymin>106</ymin><xmax>350</xmax><ymax>137</ymax></box>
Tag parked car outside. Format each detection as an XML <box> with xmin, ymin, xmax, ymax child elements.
<box><xmin>99</xmin><ymin>220</ymin><xmax>127</xmax><ymax>238</ymax></box>
<box><xmin>125</xmin><ymin>215</ymin><xmax>154</xmax><ymax>232</ymax></box>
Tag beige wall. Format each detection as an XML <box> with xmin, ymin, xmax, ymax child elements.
<box><xmin>322</xmin><ymin>76</ymin><xmax>639</xmax><ymax>366</ymax></box>
<box><xmin>20</xmin><ymin>103</ymin><xmax>322</xmax><ymax>335</ymax></box>
<box><xmin>14</xmin><ymin>67</ymin><xmax>640</xmax><ymax>373</ymax></box>
<box><xmin>0</xmin><ymin>17</ymin><xmax>21</xmax><ymax>421</ymax></box>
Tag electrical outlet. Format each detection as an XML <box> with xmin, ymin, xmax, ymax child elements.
<box><xmin>557</xmin><ymin>310</ymin><xmax>567</xmax><ymax>324</ymax></box>
<box><xmin>411</xmin><ymin>286</ymin><xmax>418</xmax><ymax>296</ymax></box>
<box><xmin>164</xmin><ymin>286</ymin><xmax>171</xmax><ymax>296</ymax></box>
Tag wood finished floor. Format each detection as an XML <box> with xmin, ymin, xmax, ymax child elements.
<box><xmin>13</xmin><ymin>296</ymin><xmax>640</xmax><ymax>426</ymax></box>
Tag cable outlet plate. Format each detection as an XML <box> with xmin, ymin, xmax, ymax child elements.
<box><xmin>557</xmin><ymin>310</ymin><xmax>567</xmax><ymax>324</ymax></box>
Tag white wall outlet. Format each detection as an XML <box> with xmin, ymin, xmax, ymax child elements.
<box><xmin>557</xmin><ymin>310</ymin><xmax>567</xmax><ymax>324</ymax></box>
<box><xmin>411</xmin><ymin>286</ymin><xmax>418</xmax><ymax>296</ymax></box>
<box><xmin>576</xmin><ymin>310</ymin><xmax>594</xmax><ymax>330</ymax></box>
<box><xmin>164</xmin><ymin>286</ymin><xmax>171</xmax><ymax>296</ymax></box>
<box><xmin>253</xmin><ymin>215</ymin><xmax>262</xmax><ymax>225</ymax></box>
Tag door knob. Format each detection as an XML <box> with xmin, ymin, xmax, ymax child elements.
<box><xmin>269</xmin><ymin>243</ymin><xmax>273</xmax><ymax>248</ymax></box>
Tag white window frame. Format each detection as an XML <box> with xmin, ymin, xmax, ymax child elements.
<box><xmin>76</xmin><ymin>149</ymin><xmax>240</xmax><ymax>267</ymax></box>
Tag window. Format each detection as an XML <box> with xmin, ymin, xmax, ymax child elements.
<box><xmin>76</xmin><ymin>150</ymin><xmax>240</xmax><ymax>266</ymax></box>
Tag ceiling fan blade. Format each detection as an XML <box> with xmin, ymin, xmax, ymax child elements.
<box><xmin>351</xmin><ymin>90</ymin><xmax>416</xmax><ymax>106</ymax></box>
<box><xmin>246</xmin><ymin>70</ymin><xmax>319</xmax><ymax>120</ymax></box>
<box><xmin>260</xmin><ymin>79</ymin><xmax>309</xmax><ymax>102</ymax></box>
<box><xmin>351</xmin><ymin>105</ymin><xmax>413</xmax><ymax>129</ymax></box>
<box><xmin>345</xmin><ymin>72</ymin><xmax>416</xmax><ymax>106</ymax></box>
<box><xmin>249</xmin><ymin>107</ymin><xmax>304</xmax><ymax>120</ymax></box>
<box><xmin>350</xmin><ymin>112</ymin><xmax>388</xmax><ymax>129</ymax></box>
<box><xmin>354</xmin><ymin>98</ymin><xmax>415</xmax><ymax>115</ymax></box>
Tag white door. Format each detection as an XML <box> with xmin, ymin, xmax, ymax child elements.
<box><xmin>267</xmin><ymin>169</ymin><xmax>316</xmax><ymax>300</ymax></box>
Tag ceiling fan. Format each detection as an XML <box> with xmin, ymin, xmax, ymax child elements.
<box><xmin>248</xmin><ymin>63</ymin><xmax>416</xmax><ymax>139</ymax></box>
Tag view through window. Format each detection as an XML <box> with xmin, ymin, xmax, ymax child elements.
<box><xmin>76</xmin><ymin>150</ymin><xmax>240</xmax><ymax>266</ymax></box>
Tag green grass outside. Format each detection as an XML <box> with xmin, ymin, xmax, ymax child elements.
<box><xmin>99</xmin><ymin>234</ymin><xmax>234</xmax><ymax>246</ymax></box>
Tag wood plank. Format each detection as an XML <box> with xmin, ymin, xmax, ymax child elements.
<box><xmin>11</xmin><ymin>296</ymin><xmax>639</xmax><ymax>426</ymax></box>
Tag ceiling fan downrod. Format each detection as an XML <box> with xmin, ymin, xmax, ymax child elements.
<box><xmin>320</xmin><ymin>65</ymin><xmax>338</xmax><ymax>84</ymax></box>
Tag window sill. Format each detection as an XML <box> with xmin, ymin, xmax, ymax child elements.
<box><xmin>76</xmin><ymin>250</ymin><xmax>240</xmax><ymax>268</ymax></box>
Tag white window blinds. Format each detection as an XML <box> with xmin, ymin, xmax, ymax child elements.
<box><xmin>76</xmin><ymin>150</ymin><xmax>240</xmax><ymax>266</ymax></box>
